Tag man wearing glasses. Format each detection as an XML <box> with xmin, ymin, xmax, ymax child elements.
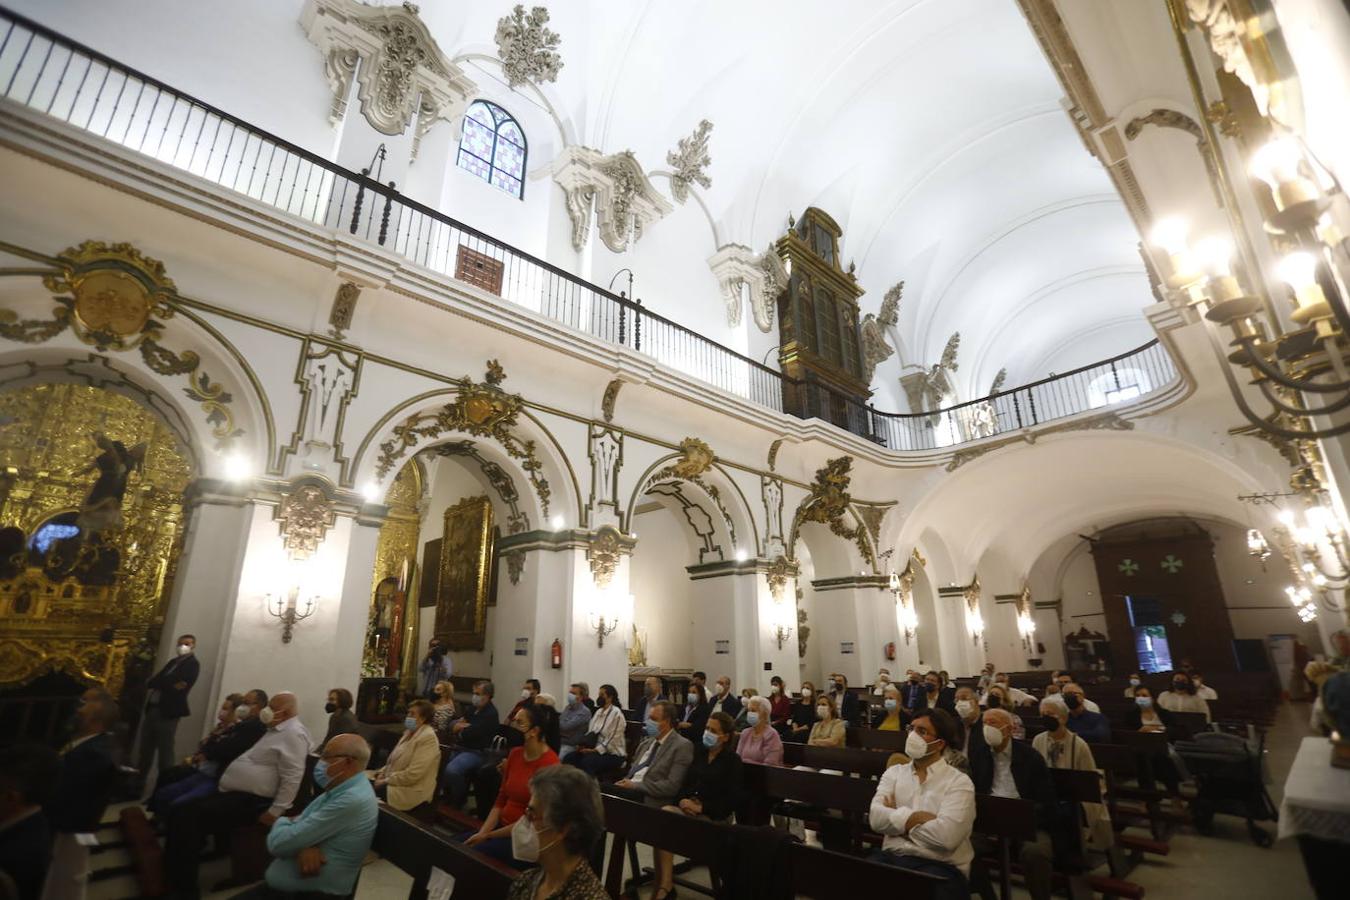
<box><xmin>867</xmin><ymin>709</ymin><xmax>976</xmax><ymax>900</ymax></box>
<box><xmin>233</xmin><ymin>733</ymin><xmax>378</xmax><ymax>900</ymax></box>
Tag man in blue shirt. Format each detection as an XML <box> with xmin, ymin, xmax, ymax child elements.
<box><xmin>232</xmin><ymin>733</ymin><xmax>377</xmax><ymax>899</ymax></box>
<box><xmin>1062</xmin><ymin>684</ymin><xmax>1111</xmax><ymax>744</ymax></box>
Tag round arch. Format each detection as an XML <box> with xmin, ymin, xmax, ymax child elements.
<box><xmin>622</xmin><ymin>456</ymin><xmax>759</xmax><ymax>562</ymax></box>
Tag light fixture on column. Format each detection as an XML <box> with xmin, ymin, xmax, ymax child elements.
<box><xmin>1015</xmin><ymin>587</ymin><xmax>1036</xmax><ymax>651</ymax></box>
<box><xmin>889</xmin><ymin>566</ymin><xmax>918</xmax><ymax>645</ymax></box>
<box><xmin>266</xmin><ymin>587</ymin><xmax>317</xmax><ymax>643</ymax></box>
<box><xmin>774</xmin><ymin>622</ymin><xmax>792</xmax><ymax>650</ymax></box>
<box><xmin>588</xmin><ymin>590</ymin><xmax>630</xmax><ymax>648</ymax></box>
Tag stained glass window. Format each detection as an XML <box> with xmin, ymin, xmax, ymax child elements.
<box><xmin>456</xmin><ymin>100</ymin><xmax>526</xmax><ymax>199</ymax></box>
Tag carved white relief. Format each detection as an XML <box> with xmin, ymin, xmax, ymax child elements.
<box><xmin>586</xmin><ymin>425</ymin><xmax>622</xmax><ymax>526</ymax></box>
<box><xmin>762</xmin><ymin>475</ymin><xmax>785</xmax><ymax>559</ymax></box>
<box><xmin>707</xmin><ymin>243</ymin><xmax>787</xmax><ymax>332</ymax></box>
<box><xmin>859</xmin><ymin>281</ymin><xmax>902</xmax><ymax>383</ymax></box>
<box><xmin>296</xmin><ymin>345</ymin><xmax>360</xmax><ymax>473</ymax></box>
<box><xmin>495</xmin><ymin>5</ymin><xmax>563</xmax><ymax>88</ymax></box>
<box><xmin>300</xmin><ymin>0</ymin><xmax>476</xmax><ymax>158</ymax></box>
<box><xmin>552</xmin><ymin>146</ymin><xmax>673</xmax><ymax>253</ymax></box>
<box><xmin>666</xmin><ymin>119</ymin><xmax>713</xmax><ymax>204</ymax></box>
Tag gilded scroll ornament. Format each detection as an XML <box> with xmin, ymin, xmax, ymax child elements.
<box><xmin>587</xmin><ymin>524</ymin><xmax>632</xmax><ymax>589</ymax></box>
<box><xmin>275</xmin><ymin>481</ymin><xmax>337</xmax><ymax>560</ymax></box>
<box><xmin>601</xmin><ymin>379</ymin><xmax>623</xmax><ymax>423</ymax></box>
<box><xmin>375</xmin><ymin>362</ymin><xmax>551</xmax><ymax>516</ymax></box>
<box><xmin>766</xmin><ymin>555</ymin><xmax>797</xmax><ymax>602</ymax></box>
<box><xmin>794</xmin><ymin>456</ymin><xmax>875</xmax><ymax>567</ymax></box>
<box><xmin>671</xmin><ymin>437</ymin><xmax>714</xmax><ymax>480</ymax></box>
<box><xmin>328</xmin><ymin>281</ymin><xmax>361</xmax><ymax>339</ymax></box>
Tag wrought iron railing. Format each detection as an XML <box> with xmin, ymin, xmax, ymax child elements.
<box><xmin>0</xmin><ymin>7</ymin><xmax>1178</xmax><ymax>451</ymax></box>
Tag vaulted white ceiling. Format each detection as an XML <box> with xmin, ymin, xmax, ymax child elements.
<box><xmin>424</xmin><ymin>0</ymin><xmax>1157</xmax><ymax>393</ymax></box>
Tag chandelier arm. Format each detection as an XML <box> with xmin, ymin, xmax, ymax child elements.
<box><xmin>1256</xmin><ymin>379</ymin><xmax>1350</xmax><ymax>417</ymax></box>
<box><xmin>1205</xmin><ymin>328</ymin><xmax>1350</xmax><ymax>438</ymax></box>
<box><xmin>1235</xmin><ymin>335</ymin><xmax>1350</xmax><ymax>393</ymax></box>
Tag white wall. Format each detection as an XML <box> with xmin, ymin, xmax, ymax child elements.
<box><xmin>629</xmin><ymin>505</ymin><xmax>696</xmax><ymax>668</ymax></box>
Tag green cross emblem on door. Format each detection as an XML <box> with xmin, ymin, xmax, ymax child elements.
<box><xmin>1161</xmin><ymin>555</ymin><xmax>1184</xmax><ymax>574</ymax></box>
<box><xmin>1118</xmin><ymin>559</ymin><xmax>1139</xmax><ymax>576</ymax></box>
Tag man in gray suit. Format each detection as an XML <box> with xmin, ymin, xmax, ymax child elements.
<box><xmin>610</xmin><ymin>700</ymin><xmax>692</xmax><ymax>807</ymax></box>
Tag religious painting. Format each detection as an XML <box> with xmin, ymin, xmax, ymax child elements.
<box><xmin>419</xmin><ymin>538</ymin><xmax>442</xmax><ymax>608</ymax></box>
<box><xmin>435</xmin><ymin>495</ymin><xmax>493</xmax><ymax>650</ymax></box>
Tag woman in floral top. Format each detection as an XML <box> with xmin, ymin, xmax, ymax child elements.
<box><xmin>505</xmin><ymin>766</ymin><xmax>609</xmax><ymax>900</ymax></box>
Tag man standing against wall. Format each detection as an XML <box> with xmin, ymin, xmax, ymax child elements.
<box><xmin>137</xmin><ymin>634</ymin><xmax>199</xmax><ymax>789</ymax></box>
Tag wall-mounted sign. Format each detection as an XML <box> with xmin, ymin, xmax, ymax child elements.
<box><xmin>715</xmin><ymin>640</ymin><xmax>730</xmax><ymax>655</ymax></box>
<box><xmin>840</xmin><ymin>641</ymin><xmax>855</xmax><ymax>654</ymax></box>
<box><xmin>514</xmin><ymin>637</ymin><xmax>529</xmax><ymax>657</ymax></box>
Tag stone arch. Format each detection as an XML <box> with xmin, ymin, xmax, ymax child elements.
<box><xmin>622</xmin><ymin>456</ymin><xmax>759</xmax><ymax>562</ymax></box>
<box><xmin>347</xmin><ymin>387</ymin><xmax>583</xmax><ymax>530</ymax></box>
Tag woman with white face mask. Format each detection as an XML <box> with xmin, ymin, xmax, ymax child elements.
<box><xmin>808</xmin><ymin>694</ymin><xmax>846</xmax><ymax>747</ymax></box>
<box><xmin>788</xmin><ymin>681</ymin><xmax>817</xmax><ymax>742</ymax></box>
<box><xmin>504</xmin><ymin>766</ymin><xmax>609</xmax><ymax>900</ymax></box>
<box><xmin>462</xmin><ymin>704</ymin><xmax>561</xmax><ymax>867</ymax></box>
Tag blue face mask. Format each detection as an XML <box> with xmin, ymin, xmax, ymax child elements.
<box><xmin>313</xmin><ymin>759</ymin><xmax>331</xmax><ymax>789</ymax></box>
<box><xmin>404</xmin><ymin>716</ymin><xmax>418</xmax><ymax>731</ymax></box>
<box><xmin>702</xmin><ymin>730</ymin><xmax>719</xmax><ymax>749</ymax></box>
<box><xmin>884</xmin><ymin>698</ymin><xmax>898</xmax><ymax>710</ymax></box>
<box><xmin>643</xmin><ymin>719</ymin><xmax>659</xmax><ymax>737</ymax></box>
<box><xmin>746</xmin><ymin>711</ymin><xmax>760</xmax><ymax>727</ymax></box>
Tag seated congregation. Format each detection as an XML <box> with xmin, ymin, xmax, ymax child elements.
<box><xmin>4</xmin><ymin>651</ymin><xmax>1279</xmax><ymax>900</ymax></box>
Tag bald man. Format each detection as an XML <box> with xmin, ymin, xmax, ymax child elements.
<box><xmin>232</xmin><ymin>733</ymin><xmax>377</xmax><ymax>900</ymax></box>
<box><xmin>165</xmin><ymin>692</ymin><xmax>313</xmax><ymax>898</ymax></box>
<box><xmin>967</xmin><ymin>707</ymin><xmax>1059</xmax><ymax>900</ymax></box>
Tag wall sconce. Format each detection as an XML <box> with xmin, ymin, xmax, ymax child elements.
<box><xmin>889</xmin><ymin>567</ymin><xmax>918</xmax><ymax>645</ymax></box>
<box><xmin>1015</xmin><ymin>587</ymin><xmax>1036</xmax><ymax>651</ymax></box>
<box><xmin>774</xmin><ymin>623</ymin><xmax>792</xmax><ymax>650</ymax></box>
<box><xmin>1247</xmin><ymin>528</ymin><xmax>1272</xmax><ymax>565</ymax></box>
<box><xmin>589</xmin><ymin>591</ymin><xmax>631</xmax><ymax>648</ymax></box>
<box><xmin>266</xmin><ymin>587</ymin><xmax>316</xmax><ymax>643</ymax></box>
<box><xmin>963</xmin><ymin>576</ymin><xmax>983</xmax><ymax>645</ymax></box>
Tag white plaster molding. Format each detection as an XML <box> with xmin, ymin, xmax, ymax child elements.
<box><xmin>551</xmin><ymin>146</ymin><xmax>673</xmax><ymax>253</ymax></box>
<box><xmin>706</xmin><ymin>243</ymin><xmax>786</xmax><ymax>332</ymax></box>
<box><xmin>300</xmin><ymin>0</ymin><xmax>476</xmax><ymax>159</ymax></box>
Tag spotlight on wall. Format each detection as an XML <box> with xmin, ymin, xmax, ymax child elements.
<box><xmin>223</xmin><ymin>452</ymin><xmax>252</xmax><ymax>482</ymax></box>
<box><xmin>360</xmin><ymin>481</ymin><xmax>381</xmax><ymax>503</ymax></box>
<box><xmin>550</xmin><ymin>514</ymin><xmax>565</xmax><ymax>531</ymax></box>
<box><xmin>735</xmin><ymin>548</ymin><xmax>749</xmax><ymax>562</ymax></box>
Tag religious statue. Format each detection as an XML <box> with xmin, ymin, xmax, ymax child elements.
<box><xmin>76</xmin><ymin>433</ymin><xmax>146</xmax><ymax>537</ymax></box>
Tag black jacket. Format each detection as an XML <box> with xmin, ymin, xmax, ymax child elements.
<box><xmin>833</xmin><ymin>691</ymin><xmax>862</xmax><ymax>727</ymax></box>
<box><xmin>47</xmin><ymin>732</ymin><xmax>118</xmax><ymax>833</ymax></box>
<box><xmin>901</xmin><ymin>681</ymin><xmax>927</xmax><ymax>713</ymax></box>
<box><xmin>633</xmin><ymin>695</ymin><xmax>664</xmax><ymax>723</ymax></box>
<box><xmin>202</xmin><ymin>716</ymin><xmax>265</xmax><ymax>769</ymax></box>
<box><xmin>146</xmin><ymin>653</ymin><xmax>200</xmax><ymax>719</ymax></box>
<box><xmin>676</xmin><ymin>701</ymin><xmax>711</xmax><ymax>741</ymax></box>
<box><xmin>709</xmin><ymin>693</ymin><xmax>743</xmax><ymax>720</ymax></box>
<box><xmin>458</xmin><ymin>701</ymin><xmax>500</xmax><ymax>751</ymax></box>
<box><xmin>680</xmin><ymin>745</ymin><xmax>743</xmax><ymax>822</ymax></box>
<box><xmin>925</xmin><ymin>686</ymin><xmax>957</xmax><ymax>715</ymax></box>
<box><xmin>969</xmin><ymin>739</ymin><xmax>1057</xmax><ymax>830</ymax></box>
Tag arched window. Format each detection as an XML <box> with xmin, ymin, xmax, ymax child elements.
<box><xmin>456</xmin><ymin>100</ymin><xmax>526</xmax><ymax>199</ymax></box>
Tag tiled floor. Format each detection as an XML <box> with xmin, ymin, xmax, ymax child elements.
<box><xmin>90</xmin><ymin>701</ymin><xmax>1319</xmax><ymax>899</ymax></box>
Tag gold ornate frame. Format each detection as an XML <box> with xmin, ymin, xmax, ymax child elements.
<box><xmin>435</xmin><ymin>494</ymin><xmax>493</xmax><ymax>651</ymax></box>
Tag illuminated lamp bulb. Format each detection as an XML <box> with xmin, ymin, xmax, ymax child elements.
<box><xmin>1249</xmin><ymin>138</ymin><xmax>1304</xmax><ymax>192</ymax></box>
<box><xmin>1277</xmin><ymin>508</ymin><xmax>1297</xmax><ymax>531</ymax></box>
<box><xmin>223</xmin><ymin>452</ymin><xmax>251</xmax><ymax>481</ymax></box>
<box><xmin>550</xmin><ymin>514</ymin><xmax>565</xmax><ymax>531</ymax></box>
<box><xmin>1276</xmin><ymin>252</ymin><xmax>1333</xmax><ymax>331</ymax></box>
<box><xmin>360</xmin><ymin>482</ymin><xmax>381</xmax><ymax>503</ymax></box>
<box><xmin>1194</xmin><ymin>235</ymin><xmax>1234</xmax><ymax>277</ymax></box>
<box><xmin>1149</xmin><ymin>217</ymin><xmax>1198</xmax><ymax>287</ymax></box>
<box><xmin>735</xmin><ymin>548</ymin><xmax>749</xmax><ymax>562</ymax></box>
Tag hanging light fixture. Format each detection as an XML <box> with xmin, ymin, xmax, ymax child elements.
<box><xmin>1247</xmin><ymin>528</ymin><xmax>1272</xmax><ymax>564</ymax></box>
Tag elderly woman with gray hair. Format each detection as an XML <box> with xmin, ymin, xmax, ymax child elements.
<box><xmin>735</xmin><ymin>694</ymin><xmax>784</xmax><ymax>766</ymax></box>
<box><xmin>505</xmin><ymin>765</ymin><xmax>609</xmax><ymax>900</ymax></box>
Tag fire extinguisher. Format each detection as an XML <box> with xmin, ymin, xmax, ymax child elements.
<box><xmin>551</xmin><ymin>638</ymin><xmax>563</xmax><ymax>669</ymax></box>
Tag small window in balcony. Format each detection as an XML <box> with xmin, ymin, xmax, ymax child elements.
<box><xmin>1089</xmin><ymin>367</ymin><xmax>1151</xmax><ymax>408</ymax></box>
<box><xmin>456</xmin><ymin>100</ymin><xmax>526</xmax><ymax>199</ymax></box>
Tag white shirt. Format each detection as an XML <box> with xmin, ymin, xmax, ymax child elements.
<box><xmin>1195</xmin><ymin>684</ymin><xmax>1218</xmax><ymax>701</ymax></box>
<box><xmin>1081</xmin><ymin>697</ymin><xmax>1101</xmax><ymax>714</ymax></box>
<box><xmin>588</xmin><ymin>704</ymin><xmax>627</xmax><ymax>758</ymax></box>
<box><xmin>628</xmin><ymin>728</ymin><xmax>672</xmax><ymax>785</ymax></box>
<box><xmin>219</xmin><ymin>716</ymin><xmax>312</xmax><ymax>817</ymax></box>
<box><xmin>868</xmin><ymin>757</ymin><xmax>976</xmax><ymax>874</ymax></box>
<box><xmin>1158</xmin><ymin>690</ymin><xmax>1211</xmax><ymax>721</ymax></box>
<box><xmin>990</xmin><ymin>744</ymin><xmax>1018</xmax><ymax>799</ymax></box>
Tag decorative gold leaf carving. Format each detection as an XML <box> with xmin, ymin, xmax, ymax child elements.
<box><xmin>274</xmin><ymin>481</ymin><xmax>337</xmax><ymax>560</ymax></box>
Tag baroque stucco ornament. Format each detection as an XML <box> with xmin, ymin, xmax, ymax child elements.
<box><xmin>859</xmin><ymin>281</ymin><xmax>902</xmax><ymax>383</ymax></box>
<box><xmin>766</xmin><ymin>555</ymin><xmax>798</xmax><ymax>602</ymax></box>
<box><xmin>707</xmin><ymin>243</ymin><xmax>788</xmax><ymax>332</ymax></box>
<box><xmin>794</xmin><ymin>456</ymin><xmax>874</xmax><ymax>567</ymax></box>
<box><xmin>552</xmin><ymin>147</ymin><xmax>673</xmax><ymax>253</ymax></box>
<box><xmin>666</xmin><ymin>119</ymin><xmax>713</xmax><ymax>204</ymax></box>
<box><xmin>300</xmin><ymin>0</ymin><xmax>475</xmax><ymax>156</ymax></box>
<box><xmin>494</xmin><ymin>5</ymin><xmax>563</xmax><ymax>88</ymax></box>
<box><xmin>671</xmin><ymin>437</ymin><xmax>715</xmax><ymax>480</ymax></box>
<box><xmin>587</xmin><ymin>525</ymin><xmax>634</xmax><ymax>589</ymax></box>
<box><xmin>275</xmin><ymin>481</ymin><xmax>338</xmax><ymax>560</ymax></box>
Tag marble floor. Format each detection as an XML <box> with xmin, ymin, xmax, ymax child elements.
<box><xmin>89</xmin><ymin>701</ymin><xmax>1318</xmax><ymax>900</ymax></box>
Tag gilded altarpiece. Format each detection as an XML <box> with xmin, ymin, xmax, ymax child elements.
<box><xmin>0</xmin><ymin>384</ymin><xmax>191</xmax><ymax>694</ymax></box>
<box><xmin>436</xmin><ymin>495</ymin><xmax>493</xmax><ymax>651</ymax></box>
<box><xmin>362</xmin><ymin>460</ymin><xmax>423</xmax><ymax>683</ymax></box>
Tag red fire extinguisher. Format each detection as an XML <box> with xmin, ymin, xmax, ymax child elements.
<box><xmin>551</xmin><ymin>638</ymin><xmax>563</xmax><ymax>669</ymax></box>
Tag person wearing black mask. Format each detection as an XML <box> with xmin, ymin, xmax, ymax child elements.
<box><xmin>1060</xmin><ymin>684</ymin><xmax>1110</xmax><ymax>743</ymax></box>
<box><xmin>830</xmin><ymin>673</ymin><xmax>860</xmax><ymax>727</ymax></box>
<box><xmin>320</xmin><ymin>687</ymin><xmax>358</xmax><ymax>752</ymax></box>
<box><xmin>1158</xmin><ymin>673</ymin><xmax>1210</xmax><ymax>720</ymax></box>
<box><xmin>902</xmin><ymin>669</ymin><xmax>928</xmax><ymax>716</ymax></box>
<box><xmin>923</xmin><ymin>671</ymin><xmax>956</xmax><ymax>715</ymax></box>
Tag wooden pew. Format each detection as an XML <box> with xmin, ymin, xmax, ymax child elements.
<box><xmin>740</xmin><ymin>762</ymin><xmax>876</xmax><ymax>851</ymax></box>
<box><xmin>973</xmin><ymin>794</ymin><xmax>1036</xmax><ymax>900</ymax></box>
<box><xmin>790</xmin><ymin>842</ymin><xmax>941</xmax><ymax>899</ymax></box>
<box><xmin>855</xmin><ymin>728</ymin><xmax>907</xmax><ymax>753</ymax></box>
<box><xmin>1092</xmin><ymin>743</ymin><xmax>1176</xmax><ymax>841</ymax></box>
<box><xmin>600</xmin><ymin>794</ymin><xmax>724</xmax><ymax>897</ymax></box>
<box><xmin>781</xmin><ymin>743</ymin><xmax>891</xmax><ymax>778</ymax></box>
<box><xmin>373</xmin><ymin>805</ymin><xmax>519</xmax><ymax>900</ymax></box>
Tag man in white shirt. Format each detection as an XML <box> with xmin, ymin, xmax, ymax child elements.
<box><xmin>1191</xmin><ymin>672</ymin><xmax>1218</xmax><ymax>701</ymax></box>
<box><xmin>1159</xmin><ymin>675</ymin><xmax>1211</xmax><ymax>721</ymax></box>
<box><xmin>164</xmin><ymin>692</ymin><xmax>312</xmax><ymax>898</ymax></box>
<box><xmin>868</xmin><ymin>710</ymin><xmax>976</xmax><ymax>900</ymax></box>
